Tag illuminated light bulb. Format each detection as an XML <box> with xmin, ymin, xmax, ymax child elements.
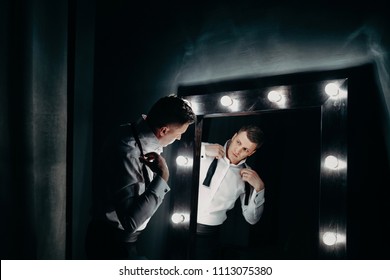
<box><xmin>176</xmin><ymin>155</ymin><xmax>189</xmax><ymax>166</ymax></box>
<box><xmin>267</xmin><ymin>90</ymin><xmax>282</xmax><ymax>103</ymax></box>
<box><xmin>325</xmin><ymin>83</ymin><xmax>340</xmax><ymax>97</ymax></box>
<box><xmin>322</xmin><ymin>231</ymin><xmax>337</xmax><ymax>246</ymax></box>
<box><xmin>171</xmin><ymin>213</ymin><xmax>185</xmax><ymax>224</ymax></box>
<box><xmin>325</xmin><ymin>155</ymin><xmax>339</xmax><ymax>169</ymax></box>
<box><xmin>220</xmin><ymin>95</ymin><xmax>233</xmax><ymax>107</ymax></box>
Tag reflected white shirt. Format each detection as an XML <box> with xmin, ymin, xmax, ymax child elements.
<box><xmin>197</xmin><ymin>142</ymin><xmax>265</xmax><ymax>226</ymax></box>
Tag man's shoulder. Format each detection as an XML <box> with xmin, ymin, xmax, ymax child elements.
<box><xmin>117</xmin><ymin>127</ymin><xmax>140</xmax><ymax>157</ymax></box>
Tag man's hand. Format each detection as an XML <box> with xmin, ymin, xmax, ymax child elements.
<box><xmin>205</xmin><ymin>144</ymin><xmax>225</xmax><ymax>159</ymax></box>
<box><xmin>240</xmin><ymin>168</ymin><xmax>264</xmax><ymax>192</ymax></box>
<box><xmin>141</xmin><ymin>152</ymin><xmax>169</xmax><ymax>182</ymax></box>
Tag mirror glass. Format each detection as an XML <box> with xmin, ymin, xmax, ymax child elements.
<box><xmin>197</xmin><ymin>110</ymin><xmax>321</xmax><ymax>259</ymax></box>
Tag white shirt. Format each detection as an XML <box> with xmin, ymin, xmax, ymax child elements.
<box><xmin>197</xmin><ymin>142</ymin><xmax>265</xmax><ymax>226</ymax></box>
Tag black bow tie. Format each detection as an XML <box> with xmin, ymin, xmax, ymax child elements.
<box><xmin>202</xmin><ymin>158</ymin><xmax>218</xmax><ymax>187</ymax></box>
<box><xmin>202</xmin><ymin>157</ymin><xmax>252</xmax><ymax>205</ymax></box>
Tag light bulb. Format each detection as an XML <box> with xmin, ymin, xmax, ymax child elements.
<box><xmin>176</xmin><ymin>155</ymin><xmax>189</xmax><ymax>166</ymax></box>
<box><xmin>325</xmin><ymin>83</ymin><xmax>339</xmax><ymax>97</ymax></box>
<box><xmin>322</xmin><ymin>231</ymin><xmax>337</xmax><ymax>246</ymax></box>
<box><xmin>325</xmin><ymin>155</ymin><xmax>339</xmax><ymax>169</ymax></box>
<box><xmin>220</xmin><ymin>95</ymin><xmax>233</xmax><ymax>107</ymax></box>
<box><xmin>171</xmin><ymin>213</ymin><xmax>186</xmax><ymax>224</ymax></box>
<box><xmin>267</xmin><ymin>90</ymin><xmax>282</xmax><ymax>103</ymax></box>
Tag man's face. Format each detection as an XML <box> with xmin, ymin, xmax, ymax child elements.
<box><xmin>158</xmin><ymin>122</ymin><xmax>190</xmax><ymax>147</ymax></box>
<box><xmin>227</xmin><ymin>131</ymin><xmax>257</xmax><ymax>165</ymax></box>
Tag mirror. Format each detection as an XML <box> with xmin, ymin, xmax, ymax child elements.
<box><xmin>167</xmin><ymin>71</ymin><xmax>348</xmax><ymax>259</ymax></box>
<box><xmin>193</xmin><ymin>111</ymin><xmax>321</xmax><ymax>259</ymax></box>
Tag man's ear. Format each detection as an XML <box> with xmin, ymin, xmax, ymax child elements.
<box><xmin>159</xmin><ymin>126</ymin><xmax>169</xmax><ymax>136</ymax></box>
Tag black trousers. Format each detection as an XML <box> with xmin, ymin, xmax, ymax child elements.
<box><xmin>193</xmin><ymin>223</ymin><xmax>222</xmax><ymax>260</ymax></box>
<box><xmin>85</xmin><ymin>220</ymin><xmax>145</xmax><ymax>260</ymax></box>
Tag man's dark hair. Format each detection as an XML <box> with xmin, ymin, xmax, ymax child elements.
<box><xmin>147</xmin><ymin>95</ymin><xmax>196</xmax><ymax>129</ymax></box>
<box><xmin>238</xmin><ymin>125</ymin><xmax>265</xmax><ymax>149</ymax></box>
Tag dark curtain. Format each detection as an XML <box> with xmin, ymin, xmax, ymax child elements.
<box><xmin>0</xmin><ymin>0</ymin><xmax>69</xmax><ymax>259</ymax></box>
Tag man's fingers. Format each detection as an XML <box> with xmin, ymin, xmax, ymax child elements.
<box><xmin>216</xmin><ymin>146</ymin><xmax>225</xmax><ymax>158</ymax></box>
<box><xmin>142</xmin><ymin>152</ymin><xmax>160</xmax><ymax>163</ymax></box>
<box><xmin>240</xmin><ymin>168</ymin><xmax>251</xmax><ymax>176</ymax></box>
<box><xmin>206</xmin><ymin>144</ymin><xmax>225</xmax><ymax>158</ymax></box>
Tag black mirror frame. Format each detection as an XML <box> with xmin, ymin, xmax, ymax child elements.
<box><xmin>169</xmin><ymin>71</ymin><xmax>348</xmax><ymax>259</ymax></box>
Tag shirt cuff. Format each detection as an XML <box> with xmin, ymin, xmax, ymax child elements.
<box><xmin>253</xmin><ymin>188</ymin><xmax>265</xmax><ymax>205</ymax></box>
<box><xmin>148</xmin><ymin>175</ymin><xmax>170</xmax><ymax>198</ymax></box>
<box><xmin>200</xmin><ymin>143</ymin><xmax>206</xmax><ymax>159</ymax></box>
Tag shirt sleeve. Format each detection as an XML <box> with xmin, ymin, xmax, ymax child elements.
<box><xmin>241</xmin><ymin>188</ymin><xmax>265</xmax><ymax>225</ymax></box>
<box><xmin>200</xmin><ymin>142</ymin><xmax>207</xmax><ymax>158</ymax></box>
<box><xmin>110</xmin><ymin>149</ymin><xmax>170</xmax><ymax>234</ymax></box>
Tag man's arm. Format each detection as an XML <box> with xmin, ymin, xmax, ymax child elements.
<box><xmin>241</xmin><ymin>188</ymin><xmax>265</xmax><ymax>225</ymax></box>
<box><xmin>111</xmin><ymin>153</ymin><xmax>170</xmax><ymax>233</ymax></box>
<box><xmin>240</xmin><ymin>168</ymin><xmax>265</xmax><ymax>225</ymax></box>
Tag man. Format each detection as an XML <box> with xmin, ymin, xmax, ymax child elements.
<box><xmin>195</xmin><ymin>125</ymin><xmax>265</xmax><ymax>259</ymax></box>
<box><xmin>86</xmin><ymin>95</ymin><xmax>196</xmax><ymax>259</ymax></box>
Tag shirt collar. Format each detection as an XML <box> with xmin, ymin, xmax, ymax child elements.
<box><xmin>134</xmin><ymin>115</ymin><xmax>163</xmax><ymax>154</ymax></box>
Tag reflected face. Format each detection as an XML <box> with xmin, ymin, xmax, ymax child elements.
<box><xmin>227</xmin><ymin>131</ymin><xmax>257</xmax><ymax>164</ymax></box>
<box><xmin>158</xmin><ymin>122</ymin><xmax>190</xmax><ymax>147</ymax></box>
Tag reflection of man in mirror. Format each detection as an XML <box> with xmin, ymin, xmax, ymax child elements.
<box><xmin>195</xmin><ymin>125</ymin><xmax>265</xmax><ymax>259</ymax></box>
<box><xmin>85</xmin><ymin>95</ymin><xmax>196</xmax><ymax>260</ymax></box>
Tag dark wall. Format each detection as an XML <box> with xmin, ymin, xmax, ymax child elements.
<box><xmin>71</xmin><ymin>0</ymin><xmax>96</xmax><ymax>260</ymax></box>
<box><xmin>91</xmin><ymin>0</ymin><xmax>390</xmax><ymax>155</ymax></box>
<box><xmin>0</xmin><ymin>0</ymin><xmax>11</xmax><ymax>259</ymax></box>
<box><xmin>346</xmin><ymin>64</ymin><xmax>390</xmax><ymax>259</ymax></box>
<box><xmin>1</xmin><ymin>0</ymin><xmax>68</xmax><ymax>259</ymax></box>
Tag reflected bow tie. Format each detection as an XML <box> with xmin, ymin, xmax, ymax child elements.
<box><xmin>202</xmin><ymin>157</ymin><xmax>251</xmax><ymax>205</ymax></box>
<box><xmin>202</xmin><ymin>158</ymin><xmax>218</xmax><ymax>187</ymax></box>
